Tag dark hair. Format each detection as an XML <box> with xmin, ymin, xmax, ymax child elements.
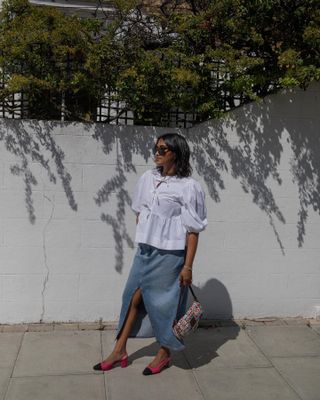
<box><xmin>156</xmin><ymin>133</ymin><xmax>192</xmax><ymax>177</ymax></box>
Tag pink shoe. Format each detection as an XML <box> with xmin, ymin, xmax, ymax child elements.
<box><xmin>142</xmin><ymin>357</ymin><xmax>171</xmax><ymax>375</ymax></box>
<box><xmin>93</xmin><ymin>354</ymin><xmax>128</xmax><ymax>371</ymax></box>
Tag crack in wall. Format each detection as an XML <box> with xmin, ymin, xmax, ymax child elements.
<box><xmin>40</xmin><ymin>194</ymin><xmax>55</xmax><ymax>323</ymax></box>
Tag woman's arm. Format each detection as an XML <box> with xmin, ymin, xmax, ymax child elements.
<box><xmin>180</xmin><ymin>232</ymin><xmax>199</xmax><ymax>286</ymax></box>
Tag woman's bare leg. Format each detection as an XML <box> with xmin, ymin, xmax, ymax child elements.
<box><xmin>149</xmin><ymin>346</ymin><xmax>171</xmax><ymax>368</ymax></box>
<box><xmin>101</xmin><ymin>288</ymin><xmax>171</xmax><ymax>369</ymax></box>
<box><xmin>102</xmin><ymin>288</ymin><xmax>142</xmax><ymax>363</ymax></box>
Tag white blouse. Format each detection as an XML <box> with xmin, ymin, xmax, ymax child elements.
<box><xmin>132</xmin><ymin>169</ymin><xmax>207</xmax><ymax>250</ymax></box>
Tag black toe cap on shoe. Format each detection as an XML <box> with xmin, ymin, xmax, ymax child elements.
<box><xmin>93</xmin><ymin>363</ymin><xmax>102</xmax><ymax>371</ymax></box>
<box><xmin>142</xmin><ymin>367</ymin><xmax>152</xmax><ymax>376</ymax></box>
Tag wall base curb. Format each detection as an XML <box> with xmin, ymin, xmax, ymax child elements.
<box><xmin>1</xmin><ymin>318</ymin><xmax>319</xmax><ymax>333</ymax></box>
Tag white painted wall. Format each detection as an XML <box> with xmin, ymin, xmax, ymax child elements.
<box><xmin>0</xmin><ymin>83</ymin><xmax>319</xmax><ymax>323</ymax></box>
<box><xmin>187</xmin><ymin>82</ymin><xmax>320</xmax><ymax>320</ymax></box>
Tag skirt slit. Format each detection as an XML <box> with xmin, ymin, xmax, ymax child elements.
<box><xmin>116</xmin><ymin>244</ymin><xmax>188</xmax><ymax>351</ymax></box>
<box><xmin>115</xmin><ymin>287</ymin><xmax>143</xmax><ymax>341</ymax></box>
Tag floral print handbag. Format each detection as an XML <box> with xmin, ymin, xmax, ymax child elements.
<box><xmin>173</xmin><ymin>285</ymin><xmax>203</xmax><ymax>340</ymax></box>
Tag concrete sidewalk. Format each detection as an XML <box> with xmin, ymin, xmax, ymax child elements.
<box><xmin>0</xmin><ymin>320</ymin><xmax>320</xmax><ymax>400</ymax></box>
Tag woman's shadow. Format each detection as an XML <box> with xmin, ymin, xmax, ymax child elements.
<box><xmin>127</xmin><ymin>278</ymin><xmax>239</xmax><ymax>370</ymax></box>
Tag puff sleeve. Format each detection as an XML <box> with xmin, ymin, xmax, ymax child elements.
<box><xmin>131</xmin><ymin>171</ymin><xmax>148</xmax><ymax>214</ymax></box>
<box><xmin>181</xmin><ymin>179</ymin><xmax>207</xmax><ymax>233</ymax></box>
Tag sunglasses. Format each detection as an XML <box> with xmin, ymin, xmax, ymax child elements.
<box><xmin>153</xmin><ymin>145</ymin><xmax>171</xmax><ymax>156</ymax></box>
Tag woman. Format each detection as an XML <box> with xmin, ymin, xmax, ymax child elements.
<box><xmin>93</xmin><ymin>133</ymin><xmax>207</xmax><ymax>375</ymax></box>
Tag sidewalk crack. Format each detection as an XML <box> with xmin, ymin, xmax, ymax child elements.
<box><xmin>100</xmin><ymin>331</ymin><xmax>109</xmax><ymax>400</ymax></box>
<box><xmin>182</xmin><ymin>351</ymin><xmax>206</xmax><ymax>400</ymax></box>
<box><xmin>245</xmin><ymin>330</ymin><xmax>304</xmax><ymax>400</ymax></box>
<box><xmin>3</xmin><ymin>331</ymin><xmax>25</xmax><ymax>400</ymax></box>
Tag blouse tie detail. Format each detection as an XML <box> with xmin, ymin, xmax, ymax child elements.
<box><xmin>151</xmin><ymin>176</ymin><xmax>171</xmax><ymax>206</ymax></box>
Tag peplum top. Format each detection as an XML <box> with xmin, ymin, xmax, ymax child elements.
<box><xmin>131</xmin><ymin>168</ymin><xmax>207</xmax><ymax>250</ymax></box>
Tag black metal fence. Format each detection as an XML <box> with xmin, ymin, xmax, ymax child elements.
<box><xmin>0</xmin><ymin>61</ymin><xmax>245</xmax><ymax>128</ymax></box>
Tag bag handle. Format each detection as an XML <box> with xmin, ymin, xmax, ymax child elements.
<box><xmin>177</xmin><ymin>285</ymin><xmax>199</xmax><ymax>310</ymax></box>
<box><xmin>174</xmin><ymin>285</ymin><xmax>200</xmax><ymax>326</ymax></box>
<box><xmin>188</xmin><ymin>285</ymin><xmax>199</xmax><ymax>302</ymax></box>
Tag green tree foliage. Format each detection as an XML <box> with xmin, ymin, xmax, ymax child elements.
<box><xmin>0</xmin><ymin>0</ymin><xmax>319</xmax><ymax>124</ymax></box>
<box><xmin>0</xmin><ymin>0</ymin><xmax>101</xmax><ymax>120</ymax></box>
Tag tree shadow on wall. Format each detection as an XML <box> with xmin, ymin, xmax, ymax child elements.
<box><xmin>91</xmin><ymin>85</ymin><xmax>320</xmax><ymax>271</ymax></box>
<box><xmin>2</xmin><ymin>85</ymin><xmax>319</xmax><ymax>271</ymax></box>
<box><xmin>91</xmin><ymin>125</ymin><xmax>176</xmax><ymax>272</ymax></box>
<box><xmin>0</xmin><ymin>118</ymin><xmax>77</xmax><ymax>223</ymax></box>
<box><xmin>186</xmin><ymin>106</ymin><xmax>286</xmax><ymax>253</ymax></box>
<box><xmin>186</xmin><ymin>85</ymin><xmax>320</xmax><ymax>251</ymax></box>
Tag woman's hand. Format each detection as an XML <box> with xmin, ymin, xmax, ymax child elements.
<box><xmin>179</xmin><ymin>266</ymin><xmax>192</xmax><ymax>286</ymax></box>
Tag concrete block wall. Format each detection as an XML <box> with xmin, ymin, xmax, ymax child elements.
<box><xmin>187</xmin><ymin>82</ymin><xmax>320</xmax><ymax>320</ymax></box>
<box><xmin>0</xmin><ymin>83</ymin><xmax>319</xmax><ymax>323</ymax></box>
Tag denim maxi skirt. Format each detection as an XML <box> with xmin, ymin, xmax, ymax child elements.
<box><xmin>116</xmin><ymin>244</ymin><xmax>188</xmax><ymax>351</ymax></box>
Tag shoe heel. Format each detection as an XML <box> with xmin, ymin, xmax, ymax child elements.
<box><xmin>120</xmin><ymin>357</ymin><xmax>128</xmax><ymax>368</ymax></box>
